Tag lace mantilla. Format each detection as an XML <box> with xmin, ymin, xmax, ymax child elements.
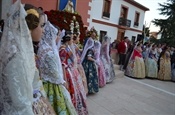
<box><xmin>0</xmin><ymin>0</ymin><xmax>35</xmax><ymax>114</ymax></box>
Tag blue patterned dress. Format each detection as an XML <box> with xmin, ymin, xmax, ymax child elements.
<box><xmin>82</xmin><ymin>49</ymin><xmax>99</xmax><ymax>94</ymax></box>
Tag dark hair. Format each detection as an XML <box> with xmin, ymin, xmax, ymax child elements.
<box><xmin>62</xmin><ymin>31</ymin><xmax>72</xmax><ymax>43</ymax></box>
<box><xmin>124</xmin><ymin>36</ymin><xmax>128</xmax><ymax>40</ymax></box>
<box><xmin>137</xmin><ymin>42</ymin><xmax>142</xmax><ymax>46</ymax></box>
<box><xmin>24</xmin><ymin>4</ymin><xmax>43</xmax><ymax>30</ymax></box>
<box><xmin>54</xmin><ymin>25</ymin><xmax>60</xmax><ymax>31</ymax></box>
<box><xmin>38</xmin><ymin>7</ymin><xmax>43</xmax><ymax>11</ymax></box>
<box><xmin>159</xmin><ymin>46</ymin><xmax>168</xmax><ymax>60</ymax></box>
<box><xmin>73</xmin><ymin>32</ymin><xmax>79</xmax><ymax>40</ymax></box>
<box><xmin>152</xmin><ymin>44</ymin><xmax>156</xmax><ymax>48</ymax></box>
<box><xmin>86</xmin><ymin>28</ymin><xmax>98</xmax><ymax>38</ymax></box>
<box><xmin>0</xmin><ymin>19</ymin><xmax>4</xmax><ymax>32</ymax></box>
<box><xmin>143</xmin><ymin>42</ymin><xmax>148</xmax><ymax>45</ymax></box>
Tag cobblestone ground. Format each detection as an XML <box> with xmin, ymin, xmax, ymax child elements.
<box><xmin>87</xmin><ymin>76</ymin><xmax>175</xmax><ymax>115</ymax></box>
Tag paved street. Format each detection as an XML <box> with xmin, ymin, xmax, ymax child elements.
<box><xmin>87</xmin><ymin>76</ymin><xmax>175</xmax><ymax>115</ymax></box>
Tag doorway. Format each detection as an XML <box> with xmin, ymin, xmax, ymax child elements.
<box><xmin>100</xmin><ymin>30</ymin><xmax>107</xmax><ymax>43</ymax></box>
<box><xmin>117</xmin><ymin>29</ymin><xmax>125</xmax><ymax>42</ymax></box>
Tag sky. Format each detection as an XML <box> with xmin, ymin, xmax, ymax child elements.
<box><xmin>135</xmin><ymin>0</ymin><xmax>167</xmax><ymax>32</ymax></box>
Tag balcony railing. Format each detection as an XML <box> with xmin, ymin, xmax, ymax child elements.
<box><xmin>134</xmin><ymin>22</ymin><xmax>139</xmax><ymax>27</ymax></box>
<box><xmin>118</xmin><ymin>17</ymin><xmax>131</xmax><ymax>27</ymax></box>
<box><xmin>102</xmin><ymin>12</ymin><xmax>110</xmax><ymax>18</ymax></box>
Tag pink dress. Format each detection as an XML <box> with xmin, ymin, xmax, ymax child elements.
<box><xmin>94</xmin><ymin>41</ymin><xmax>106</xmax><ymax>87</ymax></box>
<box><xmin>74</xmin><ymin>44</ymin><xmax>88</xmax><ymax>94</ymax></box>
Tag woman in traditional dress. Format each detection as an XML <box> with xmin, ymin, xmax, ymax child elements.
<box><xmin>81</xmin><ymin>37</ymin><xmax>99</xmax><ymax>94</ymax></box>
<box><xmin>171</xmin><ymin>60</ymin><xmax>175</xmax><ymax>82</ymax></box>
<box><xmin>125</xmin><ymin>42</ymin><xmax>145</xmax><ymax>78</ymax></box>
<box><xmin>94</xmin><ymin>40</ymin><xmax>106</xmax><ymax>87</ymax></box>
<box><xmin>100</xmin><ymin>35</ymin><xmax>115</xmax><ymax>83</ymax></box>
<box><xmin>0</xmin><ymin>1</ymin><xmax>55</xmax><ymax>114</ymax></box>
<box><xmin>73</xmin><ymin>33</ymin><xmax>88</xmax><ymax>94</ymax></box>
<box><xmin>37</xmin><ymin>21</ymin><xmax>77</xmax><ymax>115</ymax></box>
<box><xmin>145</xmin><ymin>44</ymin><xmax>158</xmax><ymax>78</ymax></box>
<box><xmin>158</xmin><ymin>47</ymin><xmax>171</xmax><ymax>81</ymax></box>
<box><xmin>170</xmin><ymin>47</ymin><xmax>175</xmax><ymax>81</ymax></box>
<box><xmin>59</xmin><ymin>31</ymin><xmax>88</xmax><ymax>115</ymax></box>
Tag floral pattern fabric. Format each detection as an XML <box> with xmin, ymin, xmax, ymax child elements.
<box><xmin>43</xmin><ymin>82</ymin><xmax>77</xmax><ymax>115</ymax></box>
<box><xmin>59</xmin><ymin>46</ymin><xmax>88</xmax><ymax>115</ymax></box>
<box><xmin>97</xmin><ymin>61</ymin><xmax>106</xmax><ymax>87</ymax></box>
<box><xmin>145</xmin><ymin>50</ymin><xmax>158</xmax><ymax>78</ymax></box>
<box><xmin>101</xmin><ymin>44</ymin><xmax>115</xmax><ymax>83</ymax></box>
<box><xmin>37</xmin><ymin>50</ymin><xmax>77</xmax><ymax>115</ymax></box>
<box><xmin>74</xmin><ymin>44</ymin><xmax>88</xmax><ymax>94</ymax></box>
<box><xmin>158</xmin><ymin>51</ymin><xmax>171</xmax><ymax>81</ymax></box>
<box><xmin>145</xmin><ymin>58</ymin><xmax>157</xmax><ymax>78</ymax></box>
<box><xmin>125</xmin><ymin>49</ymin><xmax>145</xmax><ymax>78</ymax></box>
<box><xmin>82</xmin><ymin>49</ymin><xmax>99</xmax><ymax>94</ymax></box>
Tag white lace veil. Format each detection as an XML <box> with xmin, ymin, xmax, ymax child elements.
<box><xmin>94</xmin><ymin>40</ymin><xmax>101</xmax><ymax>64</ymax></box>
<box><xmin>57</xmin><ymin>29</ymin><xmax>65</xmax><ymax>49</ymax></box>
<box><xmin>81</xmin><ymin>37</ymin><xmax>94</xmax><ymax>63</ymax></box>
<box><xmin>101</xmin><ymin>35</ymin><xmax>111</xmax><ymax>62</ymax></box>
<box><xmin>38</xmin><ymin>21</ymin><xmax>65</xmax><ymax>84</ymax></box>
<box><xmin>0</xmin><ymin>0</ymin><xmax>34</xmax><ymax>114</ymax></box>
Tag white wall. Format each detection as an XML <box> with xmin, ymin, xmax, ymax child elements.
<box><xmin>89</xmin><ymin>0</ymin><xmax>146</xmax><ymax>31</ymax></box>
<box><xmin>121</xmin><ymin>0</ymin><xmax>145</xmax><ymax>31</ymax></box>
<box><xmin>125</xmin><ymin>30</ymin><xmax>140</xmax><ymax>41</ymax></box>
<box><xmin>89</xmin><ymin>22</ymin><xmax>118</xmax><ymax>42</ymax></box>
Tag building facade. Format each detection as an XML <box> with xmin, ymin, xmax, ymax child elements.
<box><xmin>88</xmin><ymin>0</ymin><xmax>149</xmax><ymax>42</ymax></box>
<box><xmin>0</xmin><ymin>0</ymin><xmax>149</xmax><ymax>42</ymax></box>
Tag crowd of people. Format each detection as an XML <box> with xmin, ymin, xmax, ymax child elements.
<box><xmin>0</xmin><ymin>1</ymin><xmax>116</xmax><ymax>115</ymax></box>
<box><xmin>113</xmin><ymin>36</ymin><xmax>175</xmax><ymax>81</ymax></box>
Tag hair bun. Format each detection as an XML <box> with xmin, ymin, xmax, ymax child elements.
<box><xmin>24</xmin><ymin>4</ymin><xmax>40</xmax><ymax>30</ymax></box>
<box><xmin>26</xmin><ymin>9</ymin><xmax>39</xmax><ymax>18</ymax></box>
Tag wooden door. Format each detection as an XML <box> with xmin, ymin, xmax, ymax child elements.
<box><xmin>117</xmin><ymin>29</ymin><xmax>125</xmax><ymax>42</ymax></box>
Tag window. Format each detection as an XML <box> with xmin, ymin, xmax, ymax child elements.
<box><xmin>134</xmin><ymin>12</ymin><xmax>140</xmax><ymax>27</ymax></box>
<box><xmin>102</xmin><ymin>0</ymin><xmax>111</xmax><ymax>18</ymax></box>
<box><xmin>120</xmin><ymin>5</ymin><xmax>128</xmax><ymax>19</ymax></box>
<box><xmin>131</xmin><ymin>36</ymin><xmax>136</xmax><ymax>44</ymax></box>
<box><xmin>100</xmin><ymin>30</ymin><xmax>107</xmax><ymax>43</ymax></box>
<box><xmin>119</xmin><ymin>5</ymin><xmax>130</xmax><ymax>27</ymax></box>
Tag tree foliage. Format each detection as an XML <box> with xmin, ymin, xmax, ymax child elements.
<box><xmin>152</xmin><ymin>0</ymin><xmax>175</xmax><ymax>47</ymax></box>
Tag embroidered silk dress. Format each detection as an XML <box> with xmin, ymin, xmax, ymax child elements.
<box><xmin>100</xmin><ymin>36</ymin><xmax>115</xmax><ymax>83</ymax></box>
<box><xmin>158</xmin><ymin>51</ymin><xmax>171</xmax><ymax>81</ymax></box>
<box><xmin>37</xmin><ymin>21</ymin><xmax>77</xmax><ymax>115</ymax></box>
<box><xmin>0</xmin><ymin>1</ymin><xmax>55</xmax><ymax>114</ymax></box>
<box><xmin>145</xmin><ymin>49</ymin><xmax>158</xmax><ymax>78</ymax></box>
<box><xmin>94</xmin><ymin>40</ymin><xmax>106</xmax><ymax>87</ymax></box>
<box><xmin>74</xmin><ymin>43</ymin><xmax>88</xmax><ymax>94</ymax></box>
<box><xmin>60</xmin><ymin>45</ymin><xmax>88</xmax><ymax>115</ymax></box>
<box><xmin>81</xmin><ymin>38</ymin><xmax>99</xmax><ymax>94</ymax></box>
<box><xmin>125</xmin><ymin>48</ymin><xmax>145</xmax><ymax>78</ymax></box>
